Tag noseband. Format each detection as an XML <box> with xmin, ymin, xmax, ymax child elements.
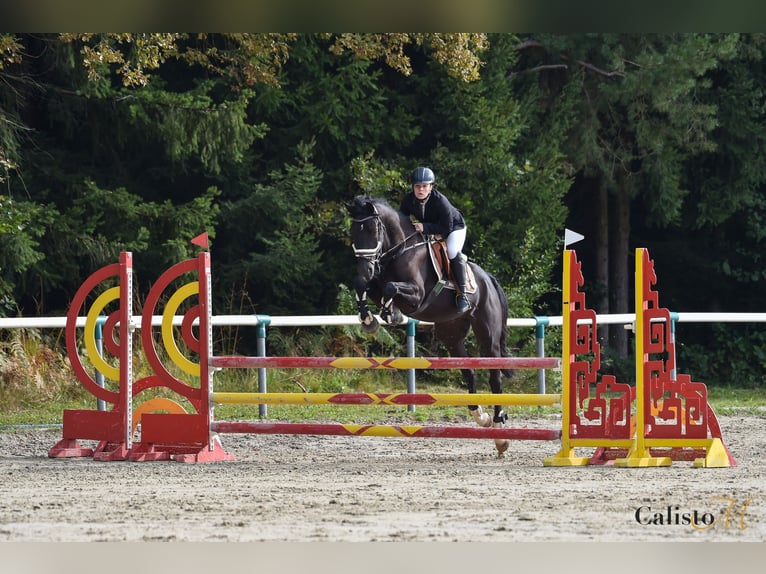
<box><xmin>351</xmin><ymin>214</ymin><xmax>384</xmax><ymax>265</ymax></box>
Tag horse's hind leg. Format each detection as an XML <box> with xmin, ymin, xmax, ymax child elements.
<box><xmin>464</xmin><ymin>368</ymin><xmax>492</xmax><ymax>428</ymax></box>
<box><xmin>473</xmin><ymin>317</ymin><xmax>510</xmax><ymax>457</ymax></box>
<box><xmin>434</xmin><ymin>321</ymin><xmax>491</xmax><ymax>428</ymax></box>
<box><xmin>489</xmin><ymin>369</ymin><xmax>509</xmax><ymax>457</ymax></box>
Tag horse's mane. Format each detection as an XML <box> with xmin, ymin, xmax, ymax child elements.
<box><xmin>350</xmin><ymin>194</ymin><xmax>393</xmax><ymax>212</ymax></box>
<box><xmin>349</xmin><ymin>194</ymin><xmax>407</xmax><ymax>224</ymax></box>
<box><xmin>349</xmin><ymin>194</ymin><xmax>420</xmax><ymax>244</ymax></box>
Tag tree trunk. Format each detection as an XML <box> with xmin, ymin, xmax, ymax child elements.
<box><xmin>609</xmin><ymin>185</ymin><xmax>631</xmax><ymax>358</ymax></box>
<box><xmin>595</xmin><ymin>181</ymin><xmax>610</xmax><ymax>346</ymax></box>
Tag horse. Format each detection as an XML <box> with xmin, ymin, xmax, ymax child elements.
<box><xmin>347</xmin><ymin>194</ymin><xmax>514</xmax><ymax>456</ymax></box>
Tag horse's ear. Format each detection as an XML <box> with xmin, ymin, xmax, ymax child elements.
<box><xmin>347</xmin><ymin>195</ymin><xmax>361</xmax><ymax>215</ymax></box>
<box><xmin>362</xmin><ymin>198</ymin><xmax>378</xmax><ymax>217</ymax></box>
<box><xmin>348</xmin><ymin>194</ymin><xmax>377</xmax><ymax>216</ymax></box>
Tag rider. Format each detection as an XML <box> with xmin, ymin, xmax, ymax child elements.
<box><xmin>400</xmin><ymin>166</ymin><xmax>471</xmax><ymax>314</ymax></box>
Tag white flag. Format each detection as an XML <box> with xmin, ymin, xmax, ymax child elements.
<box><xmin>564</xmin><ymin>228</ymin><xmax>585</xmax><ymax>247</ymax></box>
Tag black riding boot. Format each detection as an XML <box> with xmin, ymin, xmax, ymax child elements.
<box><xmin>450</xmin><ymin>254</ymin><xmax>471</xmax><ymax>314</ymax></box>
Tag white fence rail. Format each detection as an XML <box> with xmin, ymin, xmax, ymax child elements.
<box><xmin>4</xmin><ymin>311</ymin><xmax>766</xmax><ymax>330</ymax></box>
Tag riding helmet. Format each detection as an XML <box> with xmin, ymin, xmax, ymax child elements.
<box><xmin>410</xmin><ymin>167</ymin><xmax>435</xmax><ymax>185</ymax></box>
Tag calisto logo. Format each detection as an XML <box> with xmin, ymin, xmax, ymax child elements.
<box><xmin>635</xmin><ymin>496</ymin><xmax>751</xmax><ymax>530</ymax></box>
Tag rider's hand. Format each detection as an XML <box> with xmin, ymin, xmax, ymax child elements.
<box><xmin>414</xmin><ymin>222</ymin><xmax>424</xmax><ymax>233</ymax></box>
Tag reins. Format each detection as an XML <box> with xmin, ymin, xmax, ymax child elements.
<box><xmin>380</xmin><ymin>231</ymin><xmax>424</xmax><ymax>262</ymax></box>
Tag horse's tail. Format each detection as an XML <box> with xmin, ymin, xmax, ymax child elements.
<box><xmin>488</xmin><ymin>273</ymin><xmax>514</xmax><ymax>378</ymax></box>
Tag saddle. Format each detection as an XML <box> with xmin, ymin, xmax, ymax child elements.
<box><xmin>426</xmin><ymin>237</ymin><xmax>476</xmax><ymax>294</ymax></box>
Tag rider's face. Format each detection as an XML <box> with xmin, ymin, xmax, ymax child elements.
<box><xmin>413</xmin><ymin>183</ymin><xmax>432</xmax><ymax>200</ymax></box>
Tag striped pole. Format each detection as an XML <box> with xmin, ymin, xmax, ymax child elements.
<box><xmin>212</xmin><ymin>391</ymin><xmax>562</xmax><ymax>407</ymax></box>
<box><xmin>212</xmin><ymin>421</ymin><xmax>561</xmax><ymax>441</ymax></box>
<box><xmin>209</xmin><ymin>356</ymin><xmax>561</xmax><ymax>370</ymax></box>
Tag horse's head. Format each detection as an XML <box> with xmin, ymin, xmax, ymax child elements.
<box><xmin>348</xmin><ymin>195</ymin><xmax>386</xmax><ymax>282</ymax></box>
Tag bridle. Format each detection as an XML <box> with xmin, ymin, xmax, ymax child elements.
<box><xmin>351</xmin><ymin>211</ymin><xmax>424</xmax><ymax>278</ymax></box>
<box><xmin>351</xmin><ymin>214</ymin><xmax>384</xmax><ymax>263</ymax></box>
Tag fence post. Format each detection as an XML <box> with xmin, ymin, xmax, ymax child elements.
<box><xmin>670</xmin><ymin>311</ymin><xmax>678</xmax><ymax>382</ymax></box>
<box><xmin>534</xmin><ymin>316</ymin><xmax>549</xmax><ymax>394</ymax></box>
<box><xmin>406</xmin><ymin>317</ymin><xmax>418</xmax><ymax>412</ymax></box>
<box><xmin>256</xmin><ymin>314</ymin><xmax>271</xmax><ymax>418</ymax></box>
<box><xmin>95</xmin><ymin>316</ymin><xmax>107</xmax><ymax>411</ymax></box>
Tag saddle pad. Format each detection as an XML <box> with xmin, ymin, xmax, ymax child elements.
<box><xmin>427</xmin><ymin>239</ymin><xmax>476</xmax><ymax>294</ymax></box>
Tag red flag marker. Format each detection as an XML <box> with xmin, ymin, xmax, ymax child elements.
<box><xmin>191</xmin><ymin>232</ymin><xmax>209</xmax><ymax>249</ymax></box>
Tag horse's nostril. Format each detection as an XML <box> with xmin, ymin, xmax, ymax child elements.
<box><xmin>358</xmin><ymin>261</ymin><xmax>374</xmax><ymax>280</ymax></box>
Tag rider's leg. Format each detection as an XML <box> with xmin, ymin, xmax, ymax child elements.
<box><xmin>446</xmin><ymin>228</ymin><xmax>470</xmax><ymax>313</ymax></box>
<box><xmin>450</xmin><ymin>253</ymin><xmax>471</xmax><ymax>313</ymax></box>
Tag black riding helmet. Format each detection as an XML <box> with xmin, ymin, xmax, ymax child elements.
<box><xmin>410</xmin><ymin>167</ymin><xmax>435</xmax><ymax>185</ymax></box>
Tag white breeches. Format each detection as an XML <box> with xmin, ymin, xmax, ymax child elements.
<box><xmin>445</xmin><ymin>227</ymin><xmax>466</xmax><ymax>259</ymax></box>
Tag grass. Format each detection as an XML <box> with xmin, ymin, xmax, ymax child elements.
<box><xmin>707</xmin><ymin>387</ymin><xmax>766</xmax><ymax>416</ymax></box>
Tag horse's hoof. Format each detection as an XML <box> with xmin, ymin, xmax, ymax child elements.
<box><xmin>360</xmin><ymin>320</ymin><xmax>380</xmax><ymax>335</ymax></box>
<box><xmin>469</xmin><ymin>407</ymin><xmax>492</xmax><ymax>428</ymax></box>
<box><xmin>495</xmin><ymin>439</ymin><xmax>510</xmax><ymax>456</ymax></box>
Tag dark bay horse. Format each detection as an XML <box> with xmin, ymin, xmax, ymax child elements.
<box><xmin>348</xmin><ymin>194</ymin><xmax>514</xmax><ymax>455</ymax></box>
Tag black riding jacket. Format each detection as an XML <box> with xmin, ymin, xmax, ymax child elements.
<box><xmin>400</xmin><ymin>189</ymin><xmax>465</xmax><ymax>238</ymax></box>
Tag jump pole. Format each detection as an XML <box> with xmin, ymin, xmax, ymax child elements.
<box><xmin>212</xmin><ymin>391</ymin><xmax>561</xmax><ymax>407</ymax></box>
<box><xmin>211</xmin><ymin>421</ymin><xmax>560</xmax><ymax>441</ymax></box>
<box><xmin>209</xmin><ymin>356</ymin><xmax>560</xmax><ymax>370</ymax></box>
<box><xmin>49</xmin><ymin>248</ymin><xmax>564</xmax><ymax>463</ymax></box>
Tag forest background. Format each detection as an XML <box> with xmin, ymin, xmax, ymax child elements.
<box><xmin>2</xmin><ymin>33</ymin><xmax>766</xmax><ymax>388</ymax></box>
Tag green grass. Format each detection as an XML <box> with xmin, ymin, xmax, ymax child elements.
<box><xmin>707</xmin><ymin>387</ymin><xmax>766</xmax><ymax>416</ymax></box>
<box><xmin>0</xmin><ymin>397</ymin><xmax>93</xmax><ymax>427</ymax></box>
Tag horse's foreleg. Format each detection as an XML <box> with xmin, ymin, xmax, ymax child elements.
<box><xmin>353</xmin><ymin>275</ymin><xmax>380</xmax><ymax>334</ymax></box>
<box><xmin>378</xmin><ymin>293</ymin><xmax>404</xmax><ymax>325</ymax></box>
<box><xmin>382</xmin><ymin>281</ymin><xmax>422</xmax><ymax>309</ymax></box>
<box><xmin>380</xmin><ymin>281</ymin><xmax>422</xmax><ymax>323</ymax></box>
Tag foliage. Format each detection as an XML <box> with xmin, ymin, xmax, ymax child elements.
<box><xmin>59</xmin><ymin>33</ymin><xmax>297</xmax><ymax>89</ymax></box>
<box><xmin>678</xmin><ymin>324</ymin><xmax>766</xmax><ymax>388</ymax></box>
<box><xmin>0</xmin><ymin>329</ymin><xmax>82</xmax><ymax>408</ymax></box>
<box><xmin>0</xmin><ymin>198</ymin><xmax>47</xmax><ymax>314</ymax></box>
<box><xmin>327</xmin><ymin>33</ymin><xmax>489</xmax><ymax>82</ymax></box>
<box><xmin>533</xmin><ymin>33</ymin><xmax>737</xmax><ymax>220</ymax></box>
<box><xmin>124</xmin><ymin>85</ymin><xmax>266</xmax><ymax>175</ymax></box>
<box><xmin>19</xmin><ymin>181</ymin><xmax>221</xmax><ymax>314</ymax></box>
<box><xmin>1</xmin><ymin>33</ymin><xmax>766</xmax><ymax>388</ymax></box>
<box><xmin>214</xmin><ymin>141</ymin><xmax>328</xmax><ymax>318</ymax></box>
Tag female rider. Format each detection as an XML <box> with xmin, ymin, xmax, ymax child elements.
<box><xmin>399</xmin><ymin>167</ymin><xmax>470</xmax><ymax>314</ymax></box>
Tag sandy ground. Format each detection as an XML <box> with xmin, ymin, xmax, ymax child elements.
<box><xmin>0</xmin><ymin>414</ymin><xmax>763</xmax><ymax>543</ymax></box>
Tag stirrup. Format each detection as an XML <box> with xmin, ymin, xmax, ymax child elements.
<box><xmin>456</xmin><ymin>294</ymin><xmax>470</xmax><ymax>313</ymax></box>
